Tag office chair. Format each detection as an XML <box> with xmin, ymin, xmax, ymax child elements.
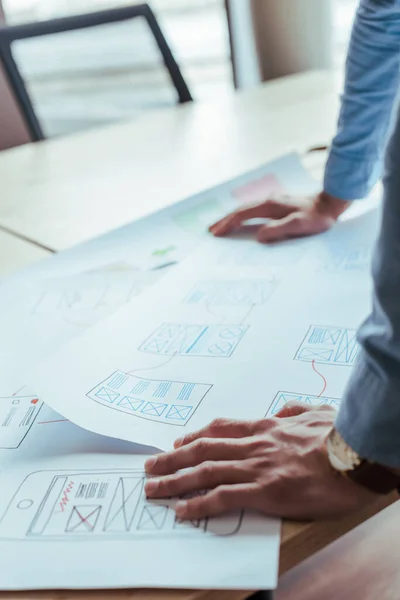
<box><xmin>0</xmin><ymin>3</ymin><xmax>192</xmax><ymax>145</ymax></box>
<box><xmin>0</xmin><ymin>1</ymin><xmax>32</xmax><ymax>150</ymax></box>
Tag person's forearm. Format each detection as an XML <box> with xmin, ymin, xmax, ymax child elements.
<box><xmin>336</xmin><ymin>100</ymin><xmax>400</xmax><ymax>469</ymax></box>
<box><xmin>313</xmin><ymin>191</ymin><xmax>350</xmax><ymax>220</ymax></box>
<box><xmin>324</xmin><ymin>0</ymin><xmax>400</xmax><ymax>201</ymax></box>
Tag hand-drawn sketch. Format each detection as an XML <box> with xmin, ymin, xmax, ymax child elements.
<box><xmin>266</xmin><ymin>391</ymin><xmax>340</xmax><ymax>416</ymax></box>
<box><xmin>183</xmin><ymin>279</ymin><xmax>277</xmax><ymax>306</ymax></box>
<box><xmin>0</xmin><ymin>396</ymin><xmax>43</xmax><ymax>449</ymax></box>
<box><xmin>314</xmin><ymin>244</ymin><xmax>372</xmax><ymax>273</ymax></box>
<box><xmin>31</xmin><ymin>270</ymin><xmax>160</xmax><ymax>319</ymax></box>
<box><xmin>32</xmin><ymin>285</ymin><xmax>111</xmax><ymax>315</ymax></box>
<box><xmin>294</xmin><ymin>325</ymin><xmax>359</xmax><ymax>366</ymax></box>
<box><xmin>172</xmin><ymin>198</ymin><xmax>227</xmax><ymax>236</ymax></box>
<box><xmin>217</xmin><ymin>243</ymin><xmax>306</xmax><ymax>268</ymax></box>
<box><xmin>139</xmin><ymin>323</ymin><xmax>249</xmax><ymax>358</ymax></box>
<box><xmin>0</xmin><ymin>470</ymin><xmax>243</xmax><ymax>541</ymax></box>
<box><xmin>232</xmin><ymin>173</ymin><xmax>285</xmax><ymax>204</ymax></box>
<box><xmin>87</xmin><ymin>371</ymin><xmax>212</xmax><ymax>426</ymax></box>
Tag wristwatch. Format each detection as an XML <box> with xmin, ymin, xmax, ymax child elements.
<box><xmin>326</xmin><ymin>428</ymin><xmax>400</xmax><ymax>494</ymax></box>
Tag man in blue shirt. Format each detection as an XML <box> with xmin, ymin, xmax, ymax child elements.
<box><xmin>144</xmin><ymin>0</ymin><xmax>400</xmax><ymax>520</ymax></box>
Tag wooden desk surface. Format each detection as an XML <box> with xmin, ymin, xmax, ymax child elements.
<box><xmin>277</xmin><ymin>499</ymin><xmax>400</xmax><ymax>600</ymax></box>
<box><xmin>1</xmin><ymin>69</ymin><xmax>394</xmax><ymax>599</ymax></box>
<box><xmin>0</xmin><ymin>70</ymin><xmax>339</xmax><ymax>251</ymax></box>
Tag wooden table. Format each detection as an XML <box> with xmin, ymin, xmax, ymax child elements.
<box><xmin>0</xmin><ymin>69</ymin><xmax>395</xmax><ymax>599</ymax></box>
<box><xmin>277</xmin><ymin>499</ymin><xmax>400</xmax><ymax>600</ymax></box>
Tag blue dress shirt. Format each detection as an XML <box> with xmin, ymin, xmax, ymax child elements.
<box><xmin>325</xmin><ymin>0</ymin><xmax>400</xmax><ymax>467</ymax></box>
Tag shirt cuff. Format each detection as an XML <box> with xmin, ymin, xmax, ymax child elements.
<box><xmin>336</xmin><ymin>350</ymin><xmax>400</xmax><ymax>469</ymax></box>
<box><xmin>324</xmin><ymin>150</ymin><xmax>382</xmax><ymax>201</ymax></box>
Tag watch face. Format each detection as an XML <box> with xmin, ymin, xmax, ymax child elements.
<box><xmin>330</xmin><ymin>429</ymin><xmax>361</xmax><ymax>470</ymax></box>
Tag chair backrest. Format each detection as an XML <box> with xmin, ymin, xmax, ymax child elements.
<box><xmin>0</xmin><ymin>1</ymin><xmax>32</xmax><ymax>151</ymax></box>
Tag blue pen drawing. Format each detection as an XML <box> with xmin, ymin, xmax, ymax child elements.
<box><xmin>139</xmin><ymin>323</ymin><xmax>249</xmax><ymax>358</ymax></box>
<box><xmin>217</xmin><ymin>242</ymin><xmax>306</xmax><ymax>268</ymax></box>
<box><xmin>266</xmin><ymin>391</ymin><xmax>341</xmax><ymax>416</ymax></box>
<box><xmin>316</xmin><ymin>243</ymin><xmax>372</xmax><ymax>273</ymax></box>
<box><xmin>294</xmin><ymin>325</ymin><xmax>359</xmax><ymax>366</ymax></box>
<box><xmin>183</xmin><ymin>279</ymin><xmax>277</xmax><ymax>306</ymax></box>
<box><xmin>87</xmin><ymin>370</ymin><xmax>213</xmax><ymax>426</ymax></box>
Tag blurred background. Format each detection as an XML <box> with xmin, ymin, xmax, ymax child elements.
<box><xmin>1</xmin><ymin>0</ymin><xmax>358</xmax><ymax>138</ymax></box>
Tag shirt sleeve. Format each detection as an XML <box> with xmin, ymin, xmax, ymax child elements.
<box><xmin>336</xmin><ymin>97</ymin><xmax>400</xmax><ymax>469</ymax></box>
<box><xmin>324</xmin><ymin>0</ymin><xmax>400</xmax><ymax>201</ymax></box>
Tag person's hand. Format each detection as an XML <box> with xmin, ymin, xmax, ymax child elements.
<box><xmin>144</xmin><ymin>402</ymin><xmax>377</xmax><ymax>521</ymax></box>
<box><xmin>209</xmin><ymin>191</ymin><xmax>350</xmax><ymax>243</ymax></box>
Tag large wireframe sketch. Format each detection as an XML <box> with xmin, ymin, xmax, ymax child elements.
<box><xmin>0</xmin><ymin>396</ymin><xmax>43</xmax><ymax>449</ymax></box>
<box><xmin>232</xmin><ymin>173</ymin><xmax>285</xmax><ymax>204</ymax></box>
<box><xmin>217</xmin><ymin>242</ymin><xmax>306</xmax><ymax>268</ymax></box>
<box><xmin>87</xmin><ymin>371</ymin><xmax>212</xmax><ymax>426</ymax></box>
<box><xmin>172</xmin><ymin>198</ymin><xmax>227</xmax><ymax>236</ymax></box>
<box><xmin>183</xmin><ymin>279</ymin><xmax>277</xmax><ymax>306</ymax></box>
<box><xmin>31</xmin><ymin>269</ymin><xmax>161</xmax><ymax>320</ymax></box>
<box><xmin>0</xmin><ymin>470</ymin><xmax>243</xmax><ymax>541</ymax></box>
<box><xmin>266</xmin><ymin>391</ymin><xmax>340</xmax><ymax>416</ymax></box>
<box><xmin>32</xmin><ymin>285</ymin><xmax>113</xmax><ymax>315</ymax></box>
<box><xmin>139</xmin><ymin>323</ymin><xmax>249</xmax><ymax>358</ymax></box>
<box><xmin>315</xmin><ymin>244</ymin><xmax>372</xmax><ymax>273</ymax></box>
<box><xmin>294</xmin><ymin>325</ymin><xmax>359</xmax><ymax>366</ymax></box>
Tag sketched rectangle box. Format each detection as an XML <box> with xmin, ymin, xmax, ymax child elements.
<box><xmin>103</xmin><ymin>477</ymin><xmax>143</xmax><ymax>533</ymax></box>
<box><xmin>232</xmin><ymin>173</ymin><xmax>284</xmax><ymax>204</ymax></box>
<box><xmin>266</xmin><ymin>391</ymin><xmax>341</xmax><ymax>416</ymax></box>
<box><xmin>294</xmin><ymin>325</ymin><xmax>359</xmax><ymax>366</ymax></box>
<box><xmin>183</xmin><ymin>280</ymin><xmax>276</xmax><ymax>306</ymax></box>
<box><xmin>0</xmin><ymin>395</ymin><xmax>44</xmax><ymax>450</ymax></box>
<box><xmin>139</xmin><ymin>323</ymin><xmax>249</xmax><ymax>358</ymax></box>
<box><xmin>65</xmin><ymin>505</ymin><xmax>101</xmax><ymax>534</ymax></box>
<box><xmin>94</xmin><ymin>387</ymin><xmax>120</xmax><ymax>404</ymax></box>
<box><xmin>118</xmin><ymin>396</ymin><xmax>144</xmax><ymax>412</ymax></box>
<box><xmin>141</xmin><ymin>402</ymin><xmax>168</xmax><ymax>417</ymax></box>
<box><xmin>137</xmin><ymin>505</ymin><xmax>169</xmax><ymax>531</ymax></box>
<box><xmin>87</xmin><ymin>371</ymin><xmax>213</xmax><ymax>426</ymax></box>
<box><xmin>166</xmin><ymin>405</ymin><xmax>193</xmax><ymax>421</ymax></box>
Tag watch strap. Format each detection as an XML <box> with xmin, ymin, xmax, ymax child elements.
<box><xmin>347</xmin><ymin>460</ymin><xmax>400</xmax><ymax>495</ymax></box>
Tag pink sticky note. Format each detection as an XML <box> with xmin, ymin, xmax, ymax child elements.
<box><xmin>232</xmin><ymin>173</ymin><xmax>285</xmax><ymax>204</ymax></box>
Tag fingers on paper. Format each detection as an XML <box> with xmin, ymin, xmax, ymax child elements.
<box><xmin>209</xmin><ymin>199</ymin><xmax>297</xmax><ymax>237</ymax></box>
<box><xmin>145</xmin><ymin>460</ymin><xmax>252</xmax><ymax>499</ymax></box>
<box><xmin>274</xmin><ymin>401</ymin><xmax>314</xmax><ymax>418</ymax></box>
<box><xmin>257</xmin><ymin>212</ymin><xmax>334</xmax><ymax>243</ymax></box>
<box><xmin>173</xmin><ymin>417</ymin><xmax>261</xmax><ymax>449</ymax></box>
<box><xmin>145</xmin><ymin>437</ymin><xmax>249</xmax><ymax>476</ymax></box>
<box><xmin>175</xmin><ymin>484</ymin><xmax>260</xmax><ymax>520</ymax></box>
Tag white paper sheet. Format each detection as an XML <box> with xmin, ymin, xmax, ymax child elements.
<box><xmin>0</xmin><ymin>153</ymin><xmax>314</xmax><ymax>399</ymax></box>
<box><xmin>1</xmin><ymin>153</ymin><xmax>381</xmax><ymax>592</ymax></box>
<box><xmin>1</xmin><ymin>153</ymin><xmax>317</xmax><ymax>591</ymax></box>
<box><xmin>0</xmin><ymin>453</ymin><xmax>280</xmax><ymax>591</ymax></box>
<box><xmin>26</xmin><ymin>199</ymin><xmax>379</xmax><ymax>451</ymax></box>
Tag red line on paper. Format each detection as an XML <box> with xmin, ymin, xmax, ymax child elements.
<box><xmin>74</xmin><ymin>506</ymin><xmax>97</xmax><ymax>530</ymax></box>
<box><xmin>58</xmin><ymin>481</ymin><xmax>74</xmax><ymax>513</ymax></box>
<box><xmin>311</xmin><ymin>360</ymin><xmax>327</xmax><ymax>397</ymax></box>
<box><xmin>12</xmin><ymin>385</ymin><xmax>26</xmax><ymax>397</ymax></box>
